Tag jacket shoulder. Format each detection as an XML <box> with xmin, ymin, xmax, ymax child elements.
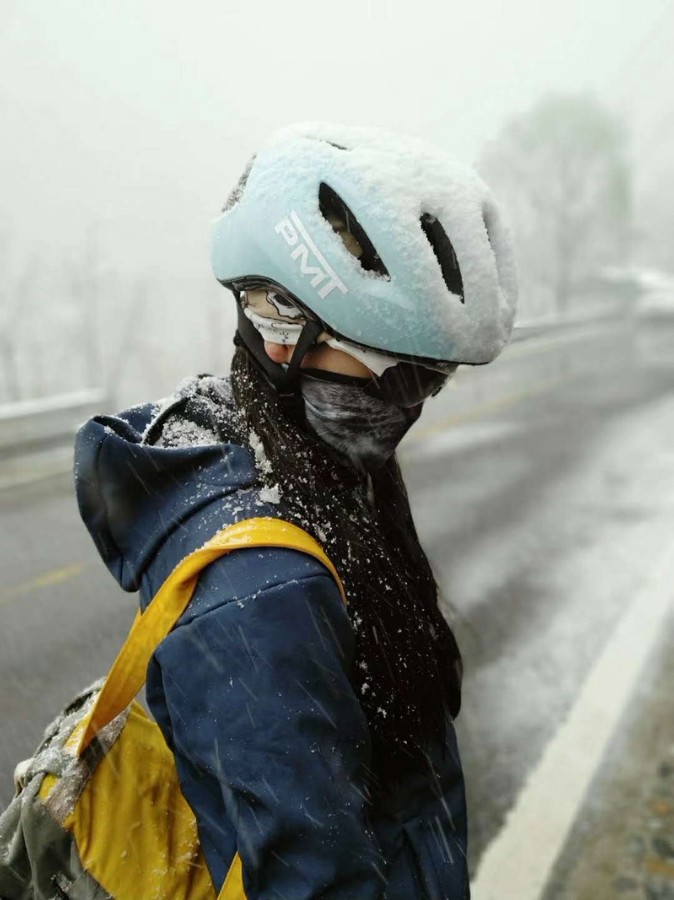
<box><xmin>74</xmin><ymin>378</ymin><xmax>260</xmax><ymax>592</ymax></box>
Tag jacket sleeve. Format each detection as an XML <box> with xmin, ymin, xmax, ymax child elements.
<box><xmin>146</xmin><ymin>547</ymin><xmax>385</xmax><ymax>900</ymax></box>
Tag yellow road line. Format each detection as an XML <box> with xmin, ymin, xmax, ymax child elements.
<box><xmin>406</xmin><ymin>374</ymin><xmax>571</xmax><ymax>444</ymax></box>
<box><xmin>0</xmin><ymin>563</ymin><xmax>86</xmax><ymax>607</ymax></box>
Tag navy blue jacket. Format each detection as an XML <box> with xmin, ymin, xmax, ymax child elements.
<box><xmin>75</xmin><ymin>386</ymin><xmax>469</xmax><ymax>899</ymax></box>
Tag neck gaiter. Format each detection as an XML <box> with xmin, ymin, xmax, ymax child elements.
<box><xmin>300</xmin><ymin>370</ymin><xmax>422</xmax><ymax>473</ymax></box>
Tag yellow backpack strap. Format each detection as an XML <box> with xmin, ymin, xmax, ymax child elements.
<box><xmin>76</xmin><ymin>517</ymin><xmax>345</xmax><ymax>756</ymax></box>
<box><xmin>218</xmin><ymin>855</ymin><xmax>246</xmax><ymax>900</ymax></box>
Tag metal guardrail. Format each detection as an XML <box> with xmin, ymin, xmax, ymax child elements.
<box><xmin>0</xmin><ymin>389</ymin><xmax>108</xmax><ymax>452</ymax></box>
<box><xmin>0</xmin><ymin>316</ymin><xmax>618</xmax><ymax>459</ymax></box>
<box><xmin>0</xmin><ymin>316</ymin><xmax>626</xmax><ymax>490</ymax></box>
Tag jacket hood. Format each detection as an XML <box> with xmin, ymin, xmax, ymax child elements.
<box><xmin>75</xmin><ymin>396</ymin><xmax>258</xmax><ymax>592</ymax></box>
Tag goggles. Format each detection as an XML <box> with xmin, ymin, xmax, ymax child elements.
<box><xmin>301</xmin><ymin>358</ymin><xmax>456</xmax><ymax>408</ymax></box>
<box><xmin>364</xmin><ymin>359</ymin><xmax>457</xmax><ymax>408</ymax></box>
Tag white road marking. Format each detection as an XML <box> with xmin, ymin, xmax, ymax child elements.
<box><xmin>472</xmin><ymin>538</ymin><xmax>674</xmax><ymax>900</ymax></box>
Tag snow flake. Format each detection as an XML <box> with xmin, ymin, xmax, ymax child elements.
<box><xmin>249</xmin><ymin>430</ymin><xmax>272</xmax><ymax>475</ymax></box>
<box><xmin>259</xmin><ymin>484</ymin><xmax>282</xmax><ymax>505</ymax></box>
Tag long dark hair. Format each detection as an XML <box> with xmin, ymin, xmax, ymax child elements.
<box><xmin>230</xmin><ymin>348</ymin><xmax>462</xmax><ymax>785</ymax></box>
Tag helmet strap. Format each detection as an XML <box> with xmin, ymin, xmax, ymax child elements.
<box><xmin>233</xmin><ymin>297</ymin><xmax>323</xmax><ymax>417</ymax></box>
<box><xmin>286</xmin><ymin>317</ymin><xmax>324</xmax><ymax>380</ymax></box>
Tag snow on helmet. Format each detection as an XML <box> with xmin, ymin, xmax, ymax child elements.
<box><xmin>212</xmin><ymin>122</ymin><xmax>517</xmax><ymax>366</ymax></box>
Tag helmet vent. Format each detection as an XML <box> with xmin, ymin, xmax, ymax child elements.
<box><xmin>319</xmin><ymin>182</ymin><xmax>389</xmax><ymax>278</ymax></box>
<box><xmin>420</xmin><ymin>213</ymin><xmax>464</xmax><ymax>302</ymax></box>
<box><xmin>308</xmin><ymin>137</ymin><xmax>349</xmax><ymax>151</ymax></box>
<box><xmin>221</xmin><ymin>154</ymin><xmax>256</xmax><ymax>212</ymax></box>
<box><xmin>482</xmin><ymin>207</ymin><xmax>494</xmax><ymax>250</ymax></box>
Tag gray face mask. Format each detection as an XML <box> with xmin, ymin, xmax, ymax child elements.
<box><xmin>299</xmin><ymin>371</ymin><xmax>422</xmax><ymax>473</ymax></box>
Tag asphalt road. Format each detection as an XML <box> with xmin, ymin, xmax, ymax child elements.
<box><xmin>2</xmin><ymin>313</ymin><xmax>674</xmax><ymax>880</ymax></box>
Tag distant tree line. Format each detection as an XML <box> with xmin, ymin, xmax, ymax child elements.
<box><xmin>0</xmin><ymin>229</ymin><xmax>233</xmax><ymax>407</ymax></box>
<box><xmin>0</xmin><ymin>231</ymin><xmax>145</xmax><ymax>405</ymax></box>
<box><xmin>478</xmin><ymin>93</ymin><xmax>633</xmax><ymax>321</ymax></box>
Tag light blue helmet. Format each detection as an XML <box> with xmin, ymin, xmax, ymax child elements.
<box><xmin>212</xmin><ymin>123</ymin><xmax>517</xmax><ymax>366</ymax></box>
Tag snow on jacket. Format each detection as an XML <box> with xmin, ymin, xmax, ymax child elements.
<box><xmin>74</xmin><ymin>377</ymin><xmax>469</xmax><ymax>900</ymax></box>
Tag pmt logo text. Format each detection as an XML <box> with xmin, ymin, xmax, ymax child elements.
<box><xmin>275</xmin><ymin>211</ymin><xmax>348</xmax><ymax>299</ymax></box>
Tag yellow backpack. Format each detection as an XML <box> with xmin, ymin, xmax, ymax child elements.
<box><xmin>0</xmin><ymin>518</ymin><xmax>345</xmax><ymax>900</ymax></box>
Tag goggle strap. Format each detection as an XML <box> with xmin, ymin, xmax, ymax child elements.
<box><xmin>286</xmin><ymin>319</ymin><xmax>324</xmax><ymax>384</ymax></box>
<box><xmin>233</xmin><ymin>301</ymin><xmax>322</xmax><ymax>420</ymax></box>
<box><xmin>234</xmin><ymin>301</ymin><xmax>289</xmax><ymax>393</ymax></box>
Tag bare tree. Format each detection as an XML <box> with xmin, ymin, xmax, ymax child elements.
<box><xmin>635</xmin><ymin>110</ymin><xmax>674</xmax><ymax>272</ymax></box>
<box><xmin>102</xmin><ymin>277</ymin><xmax>151</xmax><ymax>405</ymax></box>
<box><xmin>68</xmin><ymin>225</ymin><xmax>102</xmax><ymax>388</ymax></box>
<box><xmin>0</xmin><ymin>238</ymin><xmax>38</xmax><ymax>403</ymax></box>
<box><xmin>0</xmin><ymin>226</ymin><xmax>161</xmax><ymax>407</ymax></box>
<box><xmin>479</xmin><ymin>94</ymin><xmax>633</xmax><ymax>318</ymax></box>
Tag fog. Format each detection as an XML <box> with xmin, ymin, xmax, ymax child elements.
<box><xmin>1</xmin><ymin>0</ymin><xmax>673</xmax><ymax>402</ymax></box>
<box><xmin>3</xmin><ymin>5</ymin><xmax>674</xmax><ymax>891</ymax></box>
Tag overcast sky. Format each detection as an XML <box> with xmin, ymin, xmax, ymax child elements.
<box><xmin>1</xmin><ymin>0</ymin><xmax>672</xmax><ymax>290</ymax></box>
